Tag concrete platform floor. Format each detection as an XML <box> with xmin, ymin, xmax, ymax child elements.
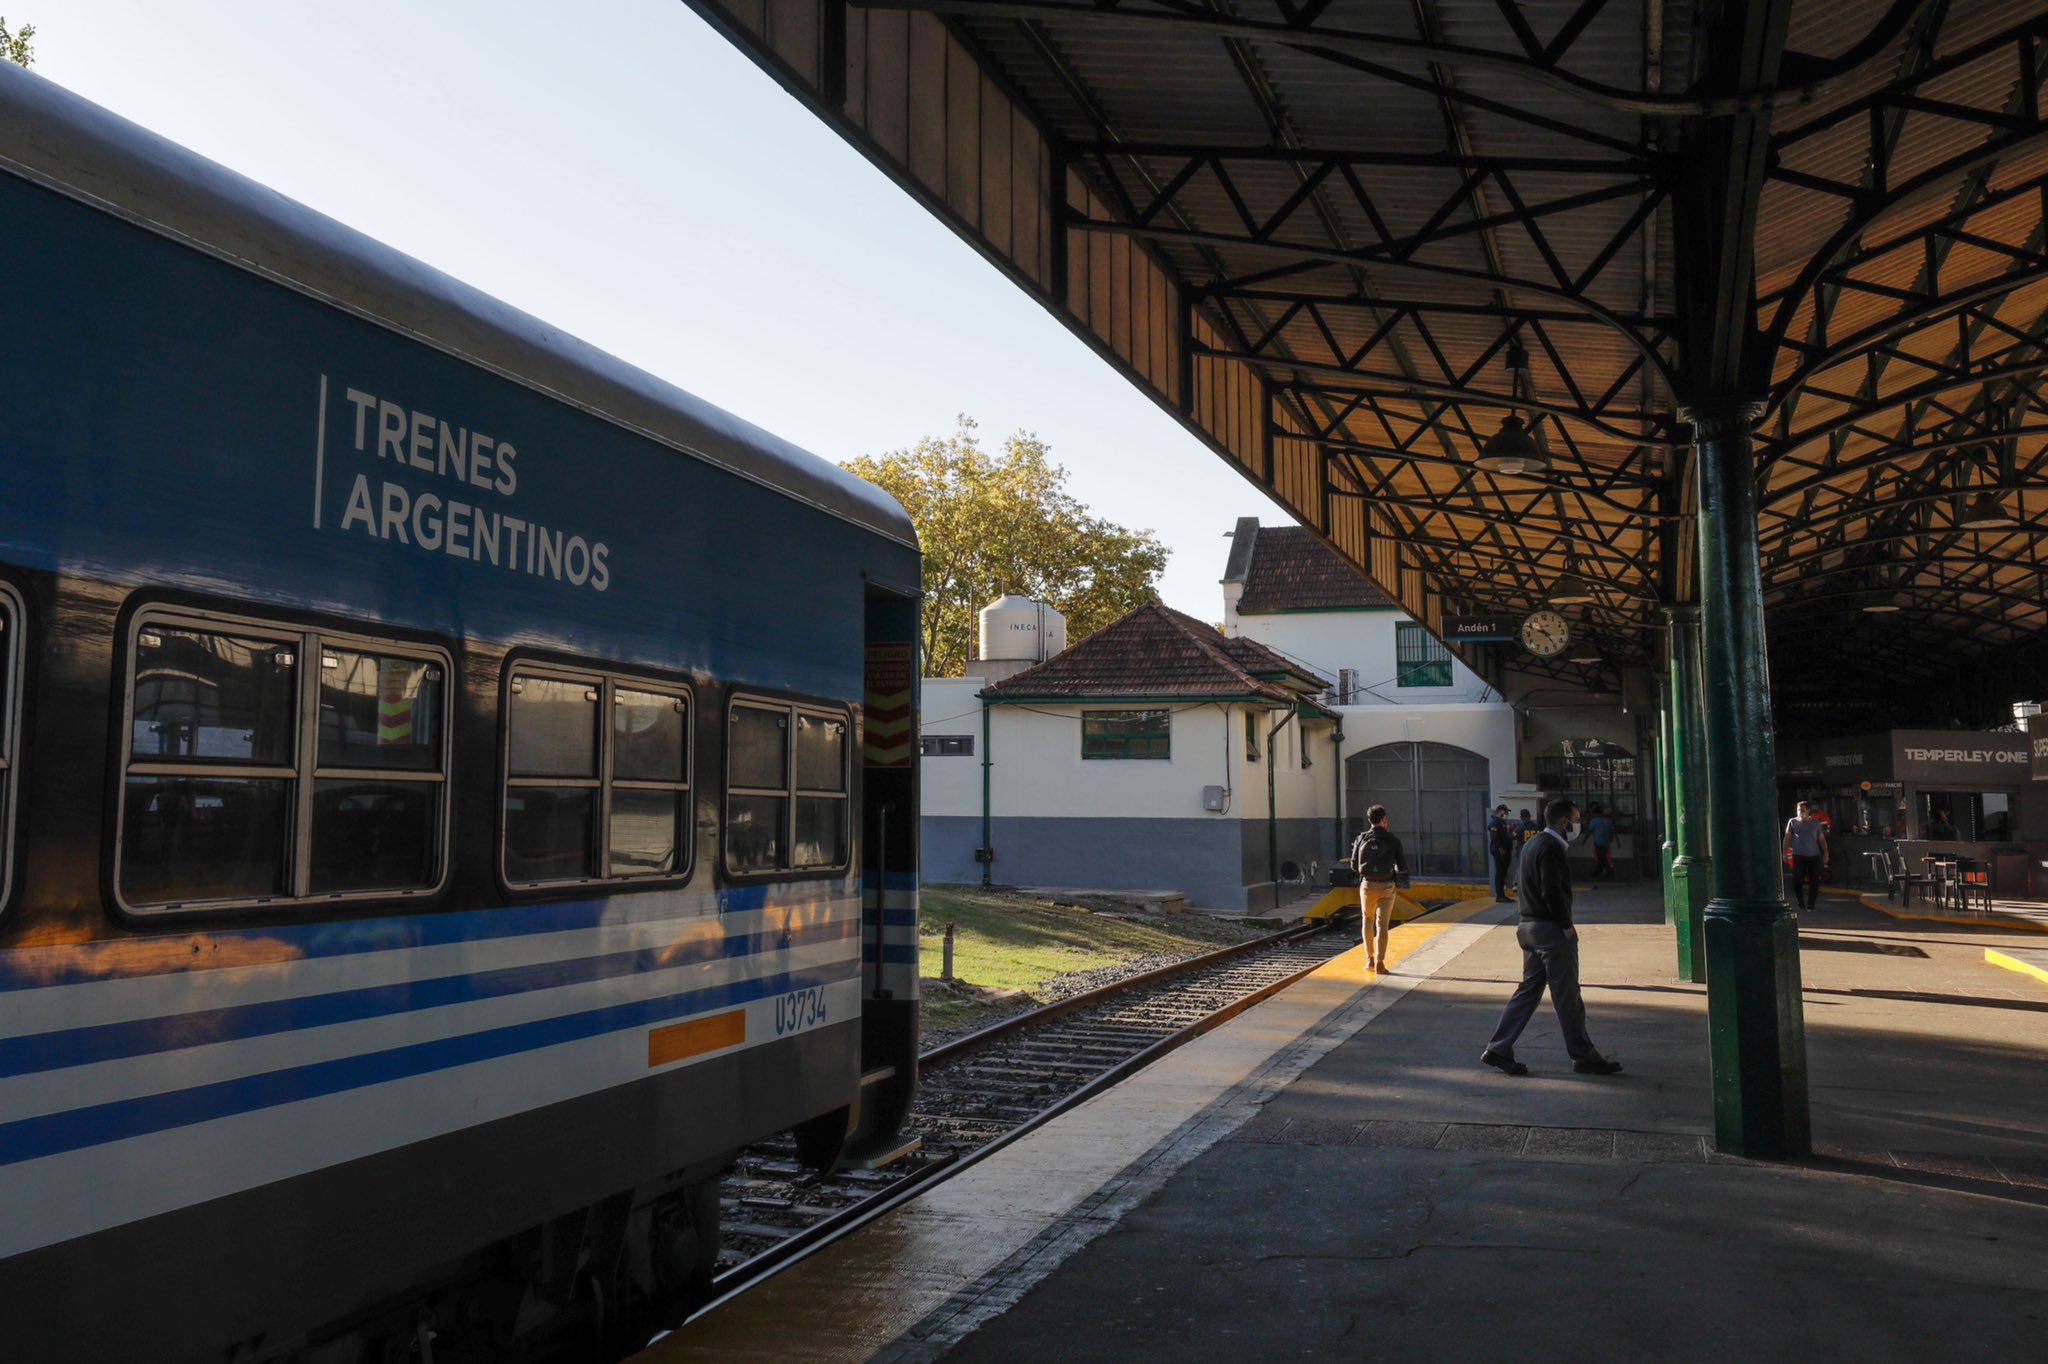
<box><xmin>647</xmin><ymin>890</ymin><xmax>2048</xmax><ymax>1363</ymax></box>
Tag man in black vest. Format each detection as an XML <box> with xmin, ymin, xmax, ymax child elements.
<box><xmin>1479</xmin><ymin>798</ymin><xmax>1622</xmax><ymax>1076</ymax></box>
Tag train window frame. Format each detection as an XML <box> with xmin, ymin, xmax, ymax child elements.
<box><xmin>498</xmin><ymin>663</ymin><xmax>695</xmax><ymax>891</ymax></box>
<box><xmin>722</xmin><ymin>695</ymin><xmax>852</xmax><ymax>879</ymax></box>
<box><xmin>113</xmin><ymin>606</ymin><xmax>454</xmax><ymax>918</ymax></box>
<box><xmin>0</xmin><ymin>584</ymin><xmax>21</xmax><ymax>918</ymax></box>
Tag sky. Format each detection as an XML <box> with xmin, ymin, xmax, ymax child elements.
<box><xmin>28</xmin><ymin>0</ymin><xmax>1290</xmax><ymax>619</ymax></box>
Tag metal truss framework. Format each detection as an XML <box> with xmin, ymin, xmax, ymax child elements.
<box><xmin>694</xmin><ymin>0</ymin><xmax>2048</xmax><ymax>733</ymax></box>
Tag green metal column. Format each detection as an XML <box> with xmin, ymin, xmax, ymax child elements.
<box><xmin>1688</xmin><ymin>402</ymin><xmax>1809</xmax><ymax>1158</ymax></box>
<box><xmin>980</xmin><ymin>697</ymin><xmax>993</xmax><ymax>887</ymax></box>
<box><xmin>1657</xmin><ymin>677</ymin><xmax>1677</xmax><ymax>931</ymax></box>
<box><xmin>1666</xmin><ymin>605</ymin><xmax>1711</xmax><ymax>985</ymax></box>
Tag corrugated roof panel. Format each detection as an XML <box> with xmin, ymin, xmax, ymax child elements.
<box><xmin>698</xmin><ymin>0</ymin><xmax>2048</xmax><ymax>702</ymax></box>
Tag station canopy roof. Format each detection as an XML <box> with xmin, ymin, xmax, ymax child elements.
<box><xmin>695</xmin><ymin>0</ymin><xmax>2048</xmax><ymax>735</ymax></box>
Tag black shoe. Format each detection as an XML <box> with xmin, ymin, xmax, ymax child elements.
<box><xmin>1573</xmin><ymin>1055</ymin><xmax>1623</xmax><ymax>1075</ymax></box>
<box><xmin>1480</xmin><ymin>1050</ymin><xmax>1529</xmax><ymax>1076</ymax></box>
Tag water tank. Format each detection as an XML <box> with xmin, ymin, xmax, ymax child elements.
<box><xmin>977</xmin><ymin>594</ymin><xmax>1068</xmax><ymax>663</ymax></box>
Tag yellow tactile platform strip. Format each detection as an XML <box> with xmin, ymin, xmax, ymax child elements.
<box><xmin>637</xmin><ymin>898</ymin><xmax>1509</xmax><ymax>1364</ymax></box>
<box><xmin>1985</xmin><ymin>948</ymin><xmax>2048</xmax><ymax>987</ymax></box>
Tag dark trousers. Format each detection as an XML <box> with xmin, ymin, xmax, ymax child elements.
<box><xmin>1491</xmin><ymin>851</ymin><xmax>1513</xmax><ymax>899</ymax></box>
<box><xmin>1591</xmin><ymin>845</ymin><xmax>1614</xmax><ymax>879</ymax></box>
<box><xmin>1486</xmin><ymin>920</ymin><xmax>1599</xmax><ymax>1061</ymax></box>
<box><xmin>1791</xmin><ymin>854</ymin><xmax>1823</xmax><ymax>909</ymax></box>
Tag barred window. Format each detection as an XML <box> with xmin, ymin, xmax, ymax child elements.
<box><xmin>920</xmin><ymin>734</ymin><xmax>974</xmax><ymax>757</ymax></box>
<box><xmin>1395</xmin><ymin>623</ymin><xmax>1452</xmax><ymax>687</ymax></box>
<box><xmin>725</xmin><ymin>698</ymin><xmax>850</xmax><ymax>875</ymax></box>
<box><xmin>503</xmin><ymin>668</ymin><xmax>692</xmax><ymax>886</ymax></box>
<box><xmin>118</xmin><ymin>609</ymin><xmax>450</xmax><ymax>913</ymax></box>
<box><xmin>1082</xmin><ymin>709</ymin><xmax>1171</xmax><ymax>760</ymax></box>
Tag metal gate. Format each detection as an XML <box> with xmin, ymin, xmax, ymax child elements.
<box><xmin>1534</xmin><ymin>744</ymin><xmax>1639</xmax><ymax>869</ymax></box>
<box><xmin>1345</xmin><ymin>741</ymin><xmax>1491</xmax><ymax>877</ymax></box>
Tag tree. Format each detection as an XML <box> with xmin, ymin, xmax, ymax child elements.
<box><xmin>1</xmin><ymin>17</ymin><xmax>33</xmax><ymax>68</ymax></box>
<box><xmin>845</xmin><ymin>417</ymin><xmax>1169</xmax><ymax>677</ymax></box>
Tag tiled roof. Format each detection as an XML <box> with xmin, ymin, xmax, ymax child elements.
<box><xmin>1231</xmin><ymin>522</ymin><xmax>1395</xmax><ymax>613</ymax></box>
<box><xmin>982</xmin><ymin>601</ymin><xmax>1329</xmax><ymax>702</ymax></box>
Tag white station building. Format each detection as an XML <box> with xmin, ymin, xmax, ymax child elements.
<box><xmin>919</xmin><ymin>519</ymin><xmax>1647</xmax><ymax>906</ymax></box>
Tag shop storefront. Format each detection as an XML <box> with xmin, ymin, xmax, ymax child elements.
<box><xmin>1780</xmin><ymin>730</ymin><xmax>2048</xmax><ymax>895</ymax></box>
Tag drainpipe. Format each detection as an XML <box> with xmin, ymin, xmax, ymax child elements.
<box><xmin>1267</xmin><ymin>706</ymin><xmax>1292</xmax><ymax>912</ymax></box>
<box><xmin>1331</xmin><ymin>723</ymin><xmax>1345</xmax><ymax>863</ymax></box>
<box><xmin>980</xmin><ymin>695</ymin><xmax>993</xmax><ymax>887</ymax></box>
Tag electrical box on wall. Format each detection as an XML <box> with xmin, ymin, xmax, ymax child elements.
<box><xmin>1201</xmin><ymin>785</ymin><xmax>1228</xmax><ymax>811</ymax></box>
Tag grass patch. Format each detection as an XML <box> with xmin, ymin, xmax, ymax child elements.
<box><xmin>917</xmin><ymin>884</ymin><xmax>1264</xmax><ymax>1036</ymax></box>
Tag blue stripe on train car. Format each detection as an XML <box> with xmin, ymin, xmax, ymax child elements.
<box><xmin>0</xmin><ymin>918</ymin><xmax>858</xmax><ymax>1078</ymax></box>
<box><xmin>0</xmin><ymin>962</ymin><xmax>858</xmax><ymax>1167</ymax></box>
<box><xmin>860</xmin><ymin>946</ymin><xmax>918</xmax><ymax>965</ymax></box>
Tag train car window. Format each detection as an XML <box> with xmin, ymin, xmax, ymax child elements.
<box><xmin>0</xmin><ymin>586</ymin><xmax>21</xmax><ymax>914</ymax></box>
<box><xmin>723</xmin><ymin>699</ymin><xmax>850</xmax><ymax>876</ymax></box>
<box><xmin>609</xmin><ymin>689</ymin><xmax>688</xmax><ymax>877</ymax></box>
<box><xmin>793</xmin><ymin>712</ymin><xmax>849</xmax><ymax>869</ymax></box>
<box><xmin>729</xmin><ymin>705</ymin><xmax>788</xmax><ymax>789</ymax></box>
<box><xmin>318</xmin><ymin>651</ymin><xmax>442</xmax><ymax>771</ymax></box>
<box><xmin>509</xmin><ymin>677</ymin><xmax>600</xmax><ymax>778</ymax></box>
<box><xmin>502</xmin><ymin>668</ymin><xmax>692</xmax><ymax>887</ymax></box>
<box><xmin>308</xmin><ymin>650</ymin><xmax>447</xmax><ymax>896</ymax></box>
<box><xmin>130</xmin><ymin>627</ymin><xmax>298</xmax><ymax>764</ymax></box>
<box><xmin>117</xmin><ymin>610</ymin><xmax>451</xmax><ymax>916</ymax></box>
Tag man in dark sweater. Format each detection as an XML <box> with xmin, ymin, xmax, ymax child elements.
<box><xmin>1479</xmin><ymin>798</ymin><xmax>1622</xmax><ymax>1076</ymax></box>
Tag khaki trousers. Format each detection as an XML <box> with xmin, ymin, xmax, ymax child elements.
<box><xmin>1360</xmin><ymin>880</ymin><xmax>1397</xmax><ymax>964</ymax></box>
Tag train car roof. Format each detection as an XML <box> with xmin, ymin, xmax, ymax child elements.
<box><xmin>0</xmin><ymin>64</ymin><xmax>916</xmax><ymax>551</ymax></box>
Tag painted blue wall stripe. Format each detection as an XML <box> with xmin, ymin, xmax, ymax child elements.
<box><xmin>860</xmin><ymin>945</ymin><xmax>918</xmax><ymax>965</ymax></box>
<box><xmin>0</xmin><ymin>920</ymin><xmax>857</xmax><ymax>1079</ymax></box>
<box><xmin>0</xmin><ymin>963</ymin><xmax>857</xmax><ymax>1168</ymax></box>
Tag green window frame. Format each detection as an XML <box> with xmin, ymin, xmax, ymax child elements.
<box><xmin>1082</xmin><ymin>709</ymin><xmax>1172</xmax><ymax>760</ymax></box>
<box><xmin>1395</xmin><ymin>623</ymin><xmax>1452</xmax><ymax>687</ymax></box>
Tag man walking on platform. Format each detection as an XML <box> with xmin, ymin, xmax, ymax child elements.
<box><xmin>1479</xmin><ymin>798</ymin><xmax>1622</xmax><ymax>1077</ymax></box>
<box><xmin>1351</xmin><ymin>805</ymin><xmax>1405</xmax><ymax>974</ymax></box>
<box><xmin>1784</xmin><ymin>800</ymin><xmax>1830</xmax><ymax>912</ymax></box>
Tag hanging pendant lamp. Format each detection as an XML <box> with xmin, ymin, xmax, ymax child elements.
<box><xmin>1475</xmin><ymin>414</ymin><xmax>1547</xmax><ymax>475</ymax></box>
<box><xmin>1959</xmin><ymin>489</ymin><xmax>2016</xmax><ymax>529</ymax></box>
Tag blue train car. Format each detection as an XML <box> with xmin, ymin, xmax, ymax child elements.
<box><xmin>0</xmin><ymin>64</ymin><xmax>920</xmax><ymax>1361</ymax></box>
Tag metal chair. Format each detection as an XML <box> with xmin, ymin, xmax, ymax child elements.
<box><xmin>1929</xmin><ymin>858</ymin><xmax>1958</xmax><ymax>912</ymax></box>
<box><xmin>1950</xmin><ymin>857</ymin><xmax>1992</xmax><ymax>915</ymax></box>
<box><xmin>1885</xmin><ymin>847</ymin><xmax>1936</xmax><ymax>907</ymax></box>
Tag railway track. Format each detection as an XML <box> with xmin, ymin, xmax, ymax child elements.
<box><xmin>673</xmin><ymin>919</ymin><xmax>1352</xmax><ymax>1332</ymax></box>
